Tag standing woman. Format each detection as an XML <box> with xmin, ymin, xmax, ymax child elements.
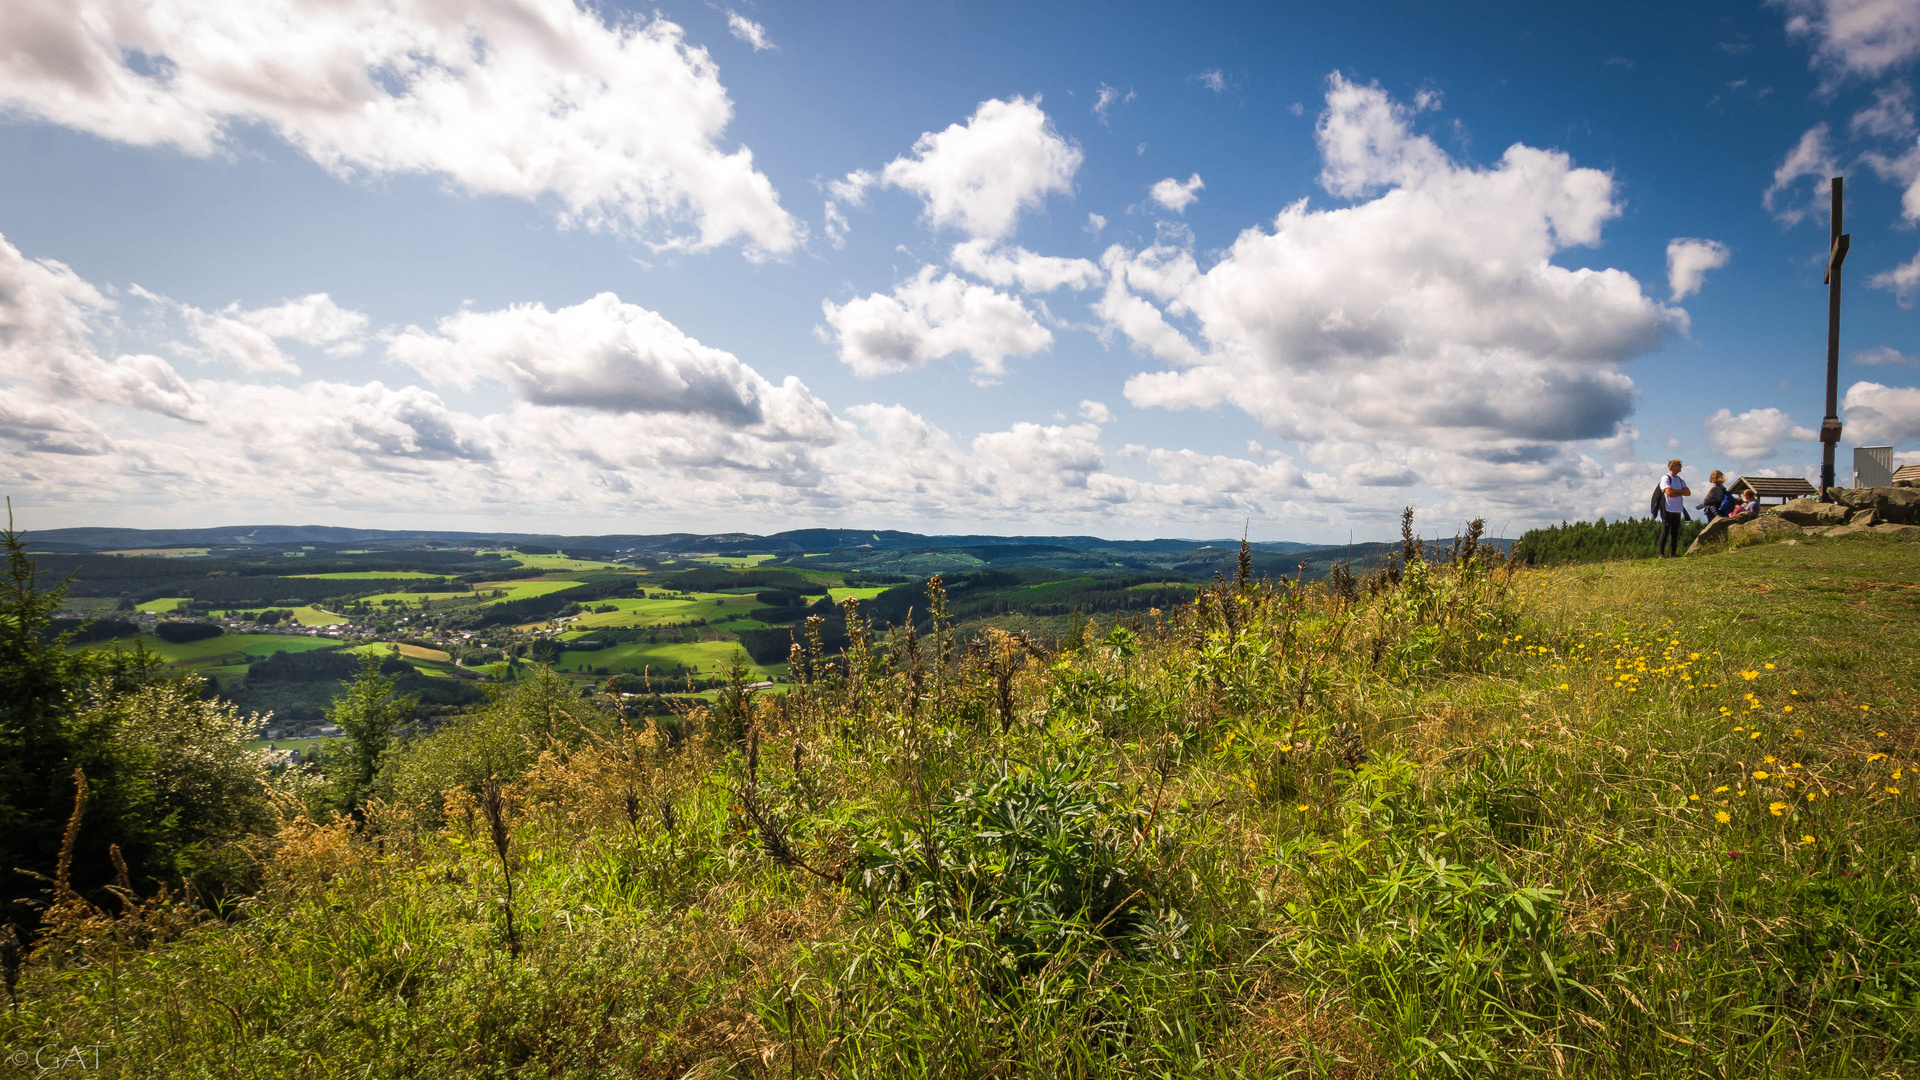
<box><xmin>1659</xmin><ymin>459</ymin><xmax>1691</xmax><ymax>558</ymax></box>
<box><xmin>1699</xmin><ymin>470</ymin><xmax>1729</xmax><ymax>521</ymax></box>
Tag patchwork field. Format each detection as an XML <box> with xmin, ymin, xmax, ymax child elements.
<box><xmin>684</xmin><ymin>554</ymin><xmax>778</xmax><ymax>567</ymax></box>
<box><xmin>551</xmin><ymin>638</ymin><xmax>776</xmax><ymax>679</ymax></box>
<box><xmin>136</xmin><ymin>597</ymin><xmax>190</xmax><ymax>613</ymax></box>
<box><xmin>356</xmin><ymin>590</ymin><xmax>475</xmax><ymax>608</ymax></box>
<box><xmin>224</xmin><ymin>605</ymin><xmax>348</xmax><ymax>626</ymax></box>
<box><xmin>289</xmin><ymin>570</ymin><xmax>451</xmax><ymax>581</ymax></box>
<box><xmin>827</xmin><ymin>585</ymin><xmax>889</xmax><ymax>603</ymax></box>
<box><xmin>555</xmin><ymin>591</ymin><xmax>764</xmax><ymax>630</ymax></box>
<box><xmin>83</xmin><ymin>633</ymin><xmax>343</xmax><ymax>677</ymax></box>
<box><xmin>483</xmin><ymin>550</ymin><xmax>623</xmax><ymax>572</ymax></box>
<box><xmin>470</xmin><ymin>578</ymin><xmax>584</xmax><ymax>605</ymax></box>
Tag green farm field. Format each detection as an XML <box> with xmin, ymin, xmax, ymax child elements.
<box><xmin>288</xmin><ymin>571</ymin><xmax>450</xmax><ymax>581</ymax></box>
<box><xmin>470</xmin><ymin>578</ymin><xmax>585</xmax><ymax>605</ymax></box>
<box><xmin>552</xmin><ymin>638</ymin><xmax>776</xmax><ymax>679</ymax></box>
<box><xmin>827</xmin><ymin>585</ymin><xmax>889</xmax><ymax>603</ymax></box>
<box><xmin>355</xmin><ymin>590</ymin><xmax>474</xmax><ymax>608</ymax></box>
<box><xmin>684</xmin><ymin>554</ymin><xmax>777</xmax><ymax>567</ymax></box>
<box><xmin>82</xmin><ymin>632</ymin><xmax>341</xmax><ymax>669</ymax></box>
<box><xmin>557</xmin><ymin>591</ymin><xmax>761</xmax><ymax>630</ymax></box>
<box><xmin>482</xmin><ymin>550</ymin><xmax>623</xmax><ymax>572</ymax></box>
<box><xmin>223</xmin><ymin>605</ymin><xmax>347</xmax><ymax>626</ymax></box>
<box><xmin>135</xmin><ymin>597</ymin><xmax>190</xmax><ymax>613</ymax></box>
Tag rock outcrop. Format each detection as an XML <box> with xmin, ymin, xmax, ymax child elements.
<box><xmin>1685</xmin><ymin>516</ymin><xmax>1732</xmax><ymax>554</ymax></box>
<box><xmin>1687</xmin><ymin>488</ymin><xmax>1920</xmax><ymax>554</ymax></box>
<box><xmin>1774</xmin><ymin>498</ymin><xmax>1849</xmax><ymax>527</ymax></box>
<box><xmin>1830</xmin><ymin>486</ymin><xmax>1920</xmax><ymax>524</ymax></box>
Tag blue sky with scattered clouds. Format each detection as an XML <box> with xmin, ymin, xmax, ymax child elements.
<box><xmin>3</xmin><ymin>0</ymin><xmax>1918</xmax><ymax>541</ymax></box>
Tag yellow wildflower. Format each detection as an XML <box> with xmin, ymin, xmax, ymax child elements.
<box><xmin>1763</xmin><ymin>755</ymin><xmax>1776</xmax><ymax>764</ymax></box>
<box><xmin>1799</xmin><ymin>835</ymin><xmax>1814</xmax><ymax>845</ymax></box>
<box><xmin>1713</xmin><ymin>785</ymin><xmax>1729</xmax><ymax>793</ymax></box>
<box><xmin>1765</xmin><ymin>663</ymin><xmax>1775</xmax><ymax>670</ymax></box>
<box><xmin>1714</xmin><ymin>811</ymin><xmax>1730</xmax><ymax>823</ymax></box>
<box><xmin>1753</xmin><ymin>770</ymin><xmax>1770</xmax><ymax>780</ymax></box>
<box><xmin>1688</xmin><ymin>794</ymin><xmax>1700</xmax><ymax>802</ymax></box>
<box><xmin>1769</xmin><ymin>802</ymin><xmax>1786</xmax><ymax>816</ymax></box>
<box><xmin>1741</xmin><ymin>670</ymin><xmax>1759</xmax><ymax>680</ymax></box>
<box><xmin>1296</xmin><ymin>804</ymin><xmax>1310</xmax><ymax>812</ymax></box>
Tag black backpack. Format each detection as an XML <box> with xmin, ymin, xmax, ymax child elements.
<box><xmin>1650</xmin><ymin>484</ymin><xmax>1664</xmax><ymax>516</ymax></box>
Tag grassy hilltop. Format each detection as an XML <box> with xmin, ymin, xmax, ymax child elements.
<box><xmin>4</xmin><ymin>528</ymin><xmax>1918</xmax><ymax>1078</ymax></box>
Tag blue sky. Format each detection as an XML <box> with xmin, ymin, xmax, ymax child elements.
<box><xmin>2</xmin><ymin>0</ymin><xmax>1917</xmax><ymax>542</ymax></box>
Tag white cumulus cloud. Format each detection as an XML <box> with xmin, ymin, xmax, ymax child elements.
<box><xmin>385</xmin><ymin>292</ymin><xmax>836</xmax><ymax>441</ymax></box>
<box><xmin>872</xmin><ymin>96</ymin><xmax>1082</xmax><ymax>241</ymax></box>
<box><xmin>1149</xmin><ymin>173</ymin><xmax>1205</xmax><ymax>213</ymax></box>
<box><xmin>949</xmin><ymin>239</ymin><xmax>1101</xmax><ymax>292</ymax></box>
<box><xmin>1103</xmin><ymin>73</ymin><xmax>1678</xmax><ymax>478</ymax></box>
<box><xmin>1777</xmin><ymin>0</ymin><xmax>1920</xmax><ymax>79</ymax></box>
<box><xmin>1702</xmin><ymin>407</ymin><xmax>1817</xmax><ymax>460</ymax></box>
<box><xmin>820</xmin><ymin>267</ymin><xmax>1053</xmax><ymax>381</ymax></box>
<box><xmin>236</xmin><ymin>294</ymin><xmax>371</xmax><ymax>356</ymax></box>
<box><xmin>727</xmin><ymin>11</ymin><xmax>772</xmax><ymax>50</ymax></box>
<box><xmin>1872</xmin><ymin>250</ymin><xmax>1920</xmax><ymax>306</ymax></box>
<box><xmin>1843</xmin><ymin>380</ymin><xmax>1920</xmax><ymax>442</ymax></box>
<box><xmin>1764</xmin><ymin>125</ymin><xmax>1839</xmax><ymax>224</ymax></box>
<box><xmin>1667</xmin><ymin>238</ymin><xmax>1731</xmax><ymax>301</ymax></box>
<box><xmin>1855</xmin><ymin>345</ymin><xmax>1917</xmax><ymax>365</ymax></box>
<box><xmin>0</xmin><ymin>0</ymin><xmax>800</xmax><ymax>257</ymax></box>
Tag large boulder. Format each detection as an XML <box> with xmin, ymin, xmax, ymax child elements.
<box><xmin>1775</xmin><ymin>498</ymin><xmax>1849</xmax><ymax>526</ymax></box>
<box><xmin>1822</xmin><ymin>524</ymin><xmax>1871</xmax><ymax>539</ymax></box>
<box><xmin>1727</xmin><ymin>514</ymin><xmax>1801</xmax><ymax>546</ymax></box>
<box><xmin>1831</xmin><ymin>487</ymin><xmax>1920</xmax><ymax>524</ymax></box>
<box><xmin>1870</xmin><ymin>523</ymin><xmax>1920</xmax><ymax>539</ymax></box>
<box><xmin>1686</xmin><ymin>515</ymin><xmax>1732</xmax><ymax>554</ymax></box>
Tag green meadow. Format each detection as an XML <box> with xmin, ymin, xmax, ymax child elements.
<box><xmin>685</xmin><ymin>553</ymin><xmax>778</xmax><ymax>567</ymax></box>
<box><xmin>288</xmin><ymin>570</ymin><xmax>451</xmax><ymax>580</ymax></box>
<box><xmin>470</xmin><ymin>578</ymin><xmax>584</xmax><ymax>605</ymax></box>
<box><xmin>103</xmin><ymin>632</ymin><xmax>338</xmax><ymax>665</ymax></box>
<box><xmin>135</xmin><ymin>596</ymin><xmax>190</xmax><ymax>613</ymax></box>
<box><xmin>550</xmin><ymin>637</ymin><xmax>775</xmax><ymax>679</ymax></box>
<box><xmin>482</xmin><ymin>550</ymin><xmax>623</xmax><ymax>572</ymax></box>
<box><xmin>222</xmin><ymin>605</ymin><xmax>347</xmax><ymax>626</ymax></box>
<box><xmin>560</xmin><ymin>591</ymin><xmax>762</xmax><ymax>629</ymax></box>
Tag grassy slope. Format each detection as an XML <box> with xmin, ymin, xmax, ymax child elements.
<box><xmin>484</xmin><ymin>550</ymin><xmax>624</xmax><ymax>572</ymax></box>
<box><xmin>221</xmin><ymin>605</ymin><xmax>347</xmax><ymax>626</ymax></box>
<box><xmin>552</xmin><ymin>638</ymin><xmax>772</xmax><ymax>678</ymax></box>
<box><xmin>287</xmin><ymin>571</ymin><xmax>449</xmax><ymax>580</ymax></box>
<box><xmin>11</xmin><ymin>536</ymin><xmax>1919</xmax><ymax>1078</ymax></box>
<box><xmin>86</xmin><ymin>632</ymin><xmax>341</xmax><ymax>666</ymax></box>
<box><xmin>558</xmin><ymin>592</ymin><xmax>762</xmax><ymax>630</ymax></box>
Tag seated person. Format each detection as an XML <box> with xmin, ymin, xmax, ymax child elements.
<box><xmin>1731</xmin><ymin>491</ymin><xmax>1761</xmax><ymax>518</ymax></box>
<box><xmin>1699</xmin><ymin>470</ymin><xmax>1729</xmax><ymax>520</ymax></box>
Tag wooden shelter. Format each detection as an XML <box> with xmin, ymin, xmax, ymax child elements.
<box><xmin>1730</xmin><ymin>476</ymin><xmax>1817</xmax><ymax>504</ymax></box>
<box><xmin>1894</xmin><ymin>463</ymin><xmax>1920</xmax><ymax>487</ymax></box>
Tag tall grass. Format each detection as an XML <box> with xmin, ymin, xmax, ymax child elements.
<box><xmin>4</xmin><ymin>527</ymin><xmax>1918</xmax><ymax>1078</ymax></box>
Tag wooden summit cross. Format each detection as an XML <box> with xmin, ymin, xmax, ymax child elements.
<box><xmin>1820</xmin><ymin>176</ymin><xmax>1850</xmax><ymax>499</ymax></box>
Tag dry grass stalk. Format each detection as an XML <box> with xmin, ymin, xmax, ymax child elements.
<box><xmin>479</xmin><ymin>776</ymin><xmax>519</xmax><ymax>957</ymax></box>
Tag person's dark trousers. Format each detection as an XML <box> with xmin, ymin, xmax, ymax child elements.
<box><xmin>1658</xmin><ymin>510</ymin><xmax>1683</xmax><ymax>557</ymax></box>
